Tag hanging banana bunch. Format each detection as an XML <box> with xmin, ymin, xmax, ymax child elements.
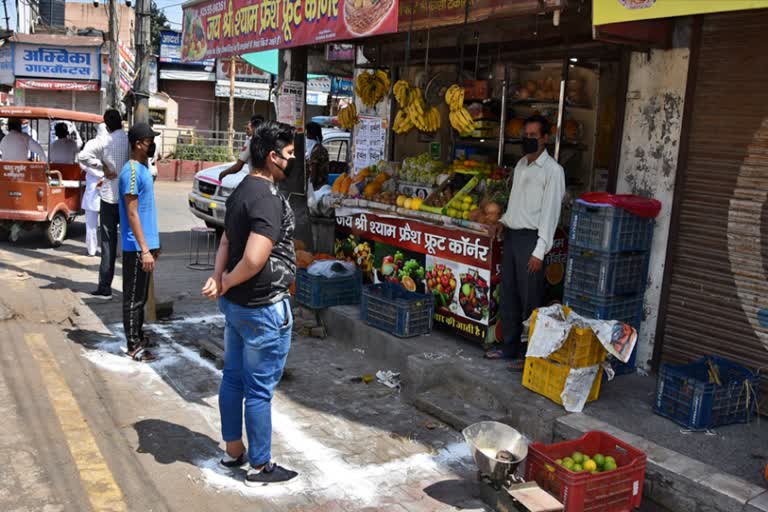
<box><xmin>392</xmin><ymin>80</ymin><xmax>441</xmax><ymax>134</ymax></box>
<box><xmin>338</xmin><ymin>103</ymin><xmax>359</xmax><ymax>130</ymax></box>
<box><xmin>355</xmin><ymin>70</ymin><xmax>391</xmax><ymax>108</ymax></box>
<box><xmin>445</xmin><ymin>84</ymin><xmax>475</xmax><ymax>135</ymax></box>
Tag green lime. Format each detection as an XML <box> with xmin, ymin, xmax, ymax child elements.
<box><xmin>555</xmin><ymin>459</ymin><xmax>563</xmax><ymax>466</ymax></box>
<box><xmin>604</xmin><ymin>456</ymin><xmax>617</xmax><ymax>467</ymax></box>
<box><xmin>603</xmin><ymin>460</ymin><xmax>617</xmax><ymax>471</ymax></box>
<box><xmin>593</xmin><ymin>454</ymin><xmax>605</xmax><ymax>468</ymax></box>
<box><xmin>572</xmin><ymin>452</ymin><xmax>584</xmax><ymax>464</ymax></box>
<box><xmin>572</xmin><ymin>464</ymin><xmax>583</xmax><ymax>472</ymax></box>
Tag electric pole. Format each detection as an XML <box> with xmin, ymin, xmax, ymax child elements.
<box><xmin>107</xmin><ymin>0</ymin><xmax>120</xmax><ymax>108</ymax></box>
<box><xmin>134</xmin><ymin>0</ymin><xmax>152</xmax><ymax>123</ymax></box>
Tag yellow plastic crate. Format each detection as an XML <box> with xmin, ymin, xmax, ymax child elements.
<box><xmin>529</xmin><ymin>307</ymin><xmax>607</xmax><ymax>368</ymax></box>
<box><xmin>522</xmin><ymin>357</ymin><xmax>602</xmax><ymax>406</ymax></box>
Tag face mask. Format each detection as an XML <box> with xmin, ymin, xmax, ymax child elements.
<box><xmin>521</xmin><ymin>137</ymin><xmax>540</xmax><ymax>155</ymax></box>
<box><xmin>146</xmin><ymin>142</ymin><xmax>157</xmax><ymax>158</ymax></box>
<box><xmin>276</xmin><ymin>153</ymin><xmax>295</xmax><ymax>177</ymax></box>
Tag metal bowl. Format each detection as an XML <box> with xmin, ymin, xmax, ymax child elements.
<box><xmin>462</xmin><ymin>421</ymin><xmax>529</xmax><ymax>484</ymax></box>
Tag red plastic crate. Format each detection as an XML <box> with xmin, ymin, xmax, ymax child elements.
<box><xmin>525</xmin><ymin>431</ymin><xmax>647</xmax><ymax>511</ymax></box>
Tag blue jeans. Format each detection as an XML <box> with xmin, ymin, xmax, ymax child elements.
<box><xmin>218</xmin><ymin>296</ymin><xmax>293</xmax><ymax>467</ymax></box>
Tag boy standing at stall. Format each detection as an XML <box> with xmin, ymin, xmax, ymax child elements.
<box><xmin>487</xmin><ymin>115</ymin><xmax>566</xmax><ymax>370</ymax></box>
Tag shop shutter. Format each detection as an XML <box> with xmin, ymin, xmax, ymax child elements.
<box><xmin>74</xmin><ymin>91</ymin><xmax>102</xmax><ymax>115</ymax></box>
<box><xmin>660</xmin><ymin>11</ymin><xmax>768</xmax><ymax>396</ymax></box>
<box><xmin>162</xmin><ymin>80</ymin><xmax>215</xmax><ymax>131</ymax></box>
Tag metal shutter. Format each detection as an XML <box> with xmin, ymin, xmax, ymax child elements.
<box><xmin>162</xmin><ymin>80</ymin><xmax>215</xmax><ymax>130</ymax></box>
<box><xmin>659</xmin><ymin>11</ymin><xmax>768</xmax><ymax>398</ymax></box>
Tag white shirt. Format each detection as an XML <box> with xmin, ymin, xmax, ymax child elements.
<box><xmin>500</xmin><ymin>150</ymin><xmax>566</xmax><ymax>260</ymax></box>
<box><xmin>305</xmin><ymin>138</ymin><xmax>317</xmax><ymax>159</ymax></box>
<box><xmin>79</xmin><ymin>128</ymin><xmax>130</xmax><ymax>204</ymax></box>
<box><xmin>239</xmin><ymin>144</ymin><xmax>251</xmax><ymax>165</ymax></box>
<box><xmin>0</xmin><ymin>130</ymin><xmax>46</xmax><ymax>162</ymax></box>
<box><xmin>49</xmin><ymin>138</ymin><xmax>79</xmax><ymax>164</ymax></box>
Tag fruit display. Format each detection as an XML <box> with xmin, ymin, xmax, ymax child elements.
<box><xmin>555</xmin><ymin>451</ymin><xmax>620</xmax><ymax>474</ymax></box>
<box><xmin>459</xmin><ymin>270</ymin><xmax>489</xmax><ymax>320</ymax></box>
<box><xmin>376</xmin><ymin>251</ymin><xmax>426</xmax><ymax>292</ymax></box>
<box><xmin>392</xmin><ymin>80</ymin><xmax>441</xmax><ymax>134</ymax></box>
<box><xmin>353</xmin><ymin>240</ymin><xmax>374</xmax><ymax>278</ymax></box>
<box><xmin>426</xmin><ymin>263</ymin><xmax>457</xmax><ymax>308</ymax></box>
<box><xmin>444</xmin><ymin>83</ymin><xmax>476</xmax><ymax>135</ymax></box>
<box><xmin>362</xmin><ymin>170</ymin><xmax>392</xmax><ymax>199</ymax></box>
<box><xmin>393</xmin><ymin>80</ymin><xmax>411</xmax><ymax>107</ymax></box>
<box><xmin>395</xmin><ymin>195</ymin><xmax>424</xmax><ymax>211</ymax></box>
<box><xmin>355</xmin><ymin>70</ymin><xmax>391</xmax><ymax>108</ymax></box>
<box><xmin>400</xmin><ymin>153</ymin><xmax>444</xmax><ymax>184</ymax></box>
<box><xmin>338</xmin><ymin>103</ymin><xmax>358</xmax><ymax>129</ymax></box>
<box><xmin>516</xmin><ymin>76</ymin><xmax>560</xmax><ymax>101</ymax></box>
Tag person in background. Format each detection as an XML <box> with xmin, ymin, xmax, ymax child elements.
<box><xmin>486</xmin><ymin>114</ymin><xmax>565</xmax><ymax>371</ymax></box>
<box><xmin>305</xmin><ymin>122</ymin><xmax>329</xmax><ymax>189</ymax></box>
<box><xmin>80</xmin><ymin>109</ymin><xmax>129</xmax><ymax>299</ymax></box>
<box><xmin>218</xmin><ymin>115</ymin><xmax>265</xmax><ymax>181</ymax></box>
<box><xmin>202</xmin><ymin>121</ymin><xmax>298</xmax><ymax>486</ymax></box>
<box><xmin>49</xmin><ymin>123</ymin><xmax>80</xmax><ymax>164</ymax></box>
<box><xmin>119</xmin><ymin>122</ymin><xmax>161</xmax><ymax>362</ymax></box>
<box><xmin>21</xmin><ymin>119</ymin><xmax>40</xmax><ymax>160</ymax></box>
<box><xmin>0</xmin><ymin>119</ymin><xmax>46</xmax><ymax>161</ymax></box>
<box><xmin>49</xmin><ymin>120</ymin><xmax>83</xmax><ymax>150</ymax></box>
<box><xmin>80</xmin><ymin>124</ymin><xmax>109</xmax><ymax>256</ymax></box>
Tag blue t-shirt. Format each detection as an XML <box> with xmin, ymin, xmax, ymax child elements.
<box><xmin>118</xmin><ymin>160</ymin><xmax>159</xmax><ymax>252</ymax></box>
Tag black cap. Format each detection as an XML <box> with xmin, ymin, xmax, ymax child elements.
<box><xmin>128</xmin><ymin>122</ymin><xmax>160</xmax><ymax>144</ymax></box>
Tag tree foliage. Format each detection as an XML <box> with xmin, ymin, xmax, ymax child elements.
<box><xmin>150</xmin><ymin>1</ymin><xmax>170</xmax><ymax>55</ymax></box>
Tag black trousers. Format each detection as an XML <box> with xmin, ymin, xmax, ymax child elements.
<box><xmin>97</xmin><ymin>202</ymin><xmax>120</xmax><ymax>293</ymax></box>
<box><xmin>123</xmin><ymin>251</ymin><xmax>151</xmax><ymax>351</ymax></box>
<box><xmin>501</xmin><ymin>228</ymin><xmax>546</xmax><ymax>359</ymax></box>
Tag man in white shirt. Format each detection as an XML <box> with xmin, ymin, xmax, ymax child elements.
<box><xmin>79</xmin><ymin>109</ymin><xmax>129</xmax><ymax>298</ymax></box>
<box><xmin>49</xmin><ymin>123</ymin><xmax>79</xmax><ymax>164</ymax></box>
<box><xmin>488</xmin><ymin>115</ymin><xmax>566</xmax><ymax>370</ymax></box>
<box><xmin>0</xmin><ymin>118</ymin><xmax>46</xmax><ymax>162</ymax></box>
<box><xmin>217</xmin><ymin>115</ymin><xmax>264</xmax><ymax>181</ymax></box>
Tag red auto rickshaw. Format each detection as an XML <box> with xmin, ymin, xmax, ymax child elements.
<box><xmin>0</xmin><ymin>106</ymin><xmax>102</xmax><ymax>246</ymax></box>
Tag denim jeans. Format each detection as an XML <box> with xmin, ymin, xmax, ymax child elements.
<box><xmin>218</xmin><ymin>296</ymin><xmax>293</xmax><ymax>467</ymax></box>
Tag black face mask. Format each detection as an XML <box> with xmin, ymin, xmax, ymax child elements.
<box><xmin>276</xmin><ymin>153</ymin><xmax>295</xmax><ymax>177</ymax></box>
<box><xmin>147</xmin><ymin>142</ymin><xmax>157</xmax><ymax>159</ymax></box>
<box><xmin>521</xmin><ymin>137</ymin><xmax>540</xmax><ymax>155</ymax></box>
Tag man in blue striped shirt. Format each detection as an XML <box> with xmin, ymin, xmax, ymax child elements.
<box><xmin>118</xmin><ymin>122</ymin><xmax>161</xmax><ymax>362</ymax></box>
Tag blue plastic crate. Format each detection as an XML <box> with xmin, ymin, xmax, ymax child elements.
<box><xmin>607</xmin><ymin>344</ymin><xmax>638</xmax><ymax>376</ymax></box>
<box><xmin>295</xmin><ymin>268</ymin><xmax>362</xmax><ymax>309</ymax></box>
<box><xmin>570</xmin><ymin>200</ymin><xmax>654</xmax><ymax>253</ymax></box>
<box><xmin>565</xmin><ymin>247</ymin><xmax>649</xmax><ymax>297</ymax></box>
<box><xmin>563</xmin><ymin>291</ymin><xmax>644</xmax><ymax>325</ymax></box>
<box><xmin>654</xmin><ymin>356</ymin><xmax>759</xmax><ymax>430</ymax></box>
<box><xmin>361</xmin><ymin>282</ymin><xmax>434</xmax><ymax>338</ymax></box>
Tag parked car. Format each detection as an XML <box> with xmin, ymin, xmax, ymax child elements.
<box><xmin>188</xmin><ymin>128</ymin><xmax>350</xmax><ymax>230</ymax></box>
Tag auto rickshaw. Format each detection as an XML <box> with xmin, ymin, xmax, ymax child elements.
<box><xmin>0</xmin><ymin>106</ymin><xmax>102</xmax><ymax>247</ymax></box>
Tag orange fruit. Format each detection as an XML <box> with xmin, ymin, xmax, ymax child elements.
<box><xmin>545</xmin><ymin>262</ymin><xmax>564</xmax><ymax>285</ymax></box>
<box><xmin>401</xmin><ymin>276</ymin><xmax>417</xmax><ymax>292</ymax></box>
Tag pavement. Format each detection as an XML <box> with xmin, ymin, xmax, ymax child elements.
<box><xmin>0</xmin><ymin>181</ymin><xmax>764</xmax><ymax>512</ymax></box>
<box><xmin>0</xmin><ymin>182</ymin><xmax>490</xmax><ymax>512</ymax></box>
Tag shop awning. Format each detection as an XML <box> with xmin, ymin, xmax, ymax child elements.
<box><xmin>241</xmin><ymin>50</ymin><xmax>278</xmax><ymax>76</ymax></box>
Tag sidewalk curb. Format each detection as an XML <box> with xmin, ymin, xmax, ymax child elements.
<box><xmin>317</xmin><ymin>304</ymin><xmax>768</xmax><ymax>512</ymax></box>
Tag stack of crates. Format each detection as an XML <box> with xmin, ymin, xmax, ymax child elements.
<box><xmin>563</xmin><ymin>199</ymin><xmax>654</xmax><ymax>374</ymax></box>
<box><xmin>522</xmin><ymin>307</ymin><xmax>607</xmax><ymax>406</ymax></box>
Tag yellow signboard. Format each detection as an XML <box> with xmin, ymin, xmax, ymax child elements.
<box><xmin>594</xmin><ymin>0</ymin><xmax>768</xmax><ymax>25</ymax></box>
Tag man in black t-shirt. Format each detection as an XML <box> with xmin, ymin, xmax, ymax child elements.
<box><xmin>202</xmin><ymin>121</ymin><xmax>298</xmax><ymax>487</ymax></box>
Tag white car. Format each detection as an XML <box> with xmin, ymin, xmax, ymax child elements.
<box><xmin>188</xmin><ymin>129</ymin><xmax>350</xmax><ymax>231</ymax></box>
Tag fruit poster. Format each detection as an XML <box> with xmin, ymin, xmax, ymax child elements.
<box><xmin>335</xmin><ymin>209</ymin><xmax>501</xmax><ymax>344</ymax></box>
<box><xmin>181</xmin><ymin>0</ymin><xmax>398</xmax><ymax>60</ymax></box>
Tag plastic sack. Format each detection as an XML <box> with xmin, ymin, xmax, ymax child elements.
<box><xmin>579</xmin><ymin>192</ymin><xmax>662</xmax><ymax>219</ymax></box>
<box><xmin>307</xmin><ymin>260</ymin><xmax>356</xmax><ymax>278</ymax></box>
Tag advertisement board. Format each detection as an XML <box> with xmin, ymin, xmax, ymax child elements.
<box><xmin>181</xmin><ymin>0</ymin><xmax>398</xmax><ymax>60</ymax></box>
<box><xmin>216</xmin><ymin>58</ymin><xmax>271</xmax><ymax>83</ymax></box>
<box><xmin>335</xmin><ymin>210</ymin><xmax>501</xmax><ymax>344</ymax></box>
<box><xmin>160</xmin><ymin>30</ymin><xmax>214</xmax><ymax>65</ymax></box>
<box><xmin>0</xmin><ymin>46</ymin><xmax>13</xmax><ymax>86</ymax></box>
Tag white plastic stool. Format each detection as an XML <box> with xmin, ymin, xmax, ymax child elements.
<box><xmin>188</xmin><ymin>226</ymin><xmax>216</xmax><ymax>270</ymax></box>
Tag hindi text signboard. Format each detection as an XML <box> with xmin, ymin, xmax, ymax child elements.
<box><xmin>593</xmin><ymin>0</ymin><xmax>768</xmax><ymax>25</ymax></box>
<box><xmin>181</xmin><ymin>0</ymin><xmax>398</xmax><ymax>60</ymax></box>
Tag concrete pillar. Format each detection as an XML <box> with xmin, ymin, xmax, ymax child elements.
<box><xmin>615</xmin><ymin>23</ymin><xmax>692</xmax><ymax>370</ymax></box>
<box><xmin>277</xmin><ymin>47</ymin><xmax>312</xmax><ymax>249</ymax></box>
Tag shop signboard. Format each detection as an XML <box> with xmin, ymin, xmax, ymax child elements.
<box><xmin>13</xmin><ymin>44</ymin><xmax>100</xmax><ymax>82</ymax></box>
<box><xmin>325</xmin><ymin>43</ymin><xmax>354</xmax><ymax>61</ymax></box>
<box><xmin>593</xmin><ymin>0</ymin><xmax>768</xmax><ymax>25</ymax></box>
<box><xmin>15</xmin><ymin>79</ymin><xmax>99</xmax><ymax>91</ymax></box>
<box><xmin>160</xmin><ymin>30</ymin><xmax>215</xmax><ymax>65</ymax></box>
<box><xmin>181</xmin><ymin>0</ymin><xmax>399</xmax><ymax>60</ymax></box>
<box><xmin>397</xmin><ymin>0</ymin><xmax>560</xmax><ymax>31</ymax></box>
<box><xmin>216</xmin><ymin>58</ymin><xmax>271</xmax><ymax>83</ymax></box>
<box><xmin>308</xmin><ymin>76</ymin><xmax>331</xmax><ymax>93</ymax></box>
<box><xmin>334</xmin><ymin>209</ymin><xmax>501</xmax><ymax>344</ymax></box>
<box><xmin>331</xmin><ymin>77</ymin><xmax>353</xmax><ymax>96</ymax></box>
<box><xmin>215</xmin><ymin>81</ymin><xmax>271</xmax><ymax>100</ymax></box>
<box><xmin>0</xmin><ymin>45</ymin><xmax>13</xmax><ymax>86</ymax></box>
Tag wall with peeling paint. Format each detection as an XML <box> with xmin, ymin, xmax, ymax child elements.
<box><xmin>616</xmin><ymin>48</ymin><xmax>690</xmax><ymax>370</ymax></box>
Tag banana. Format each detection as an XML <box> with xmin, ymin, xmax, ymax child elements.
<box><xmin>444</xmin><ymin>84</ymin><xmax>465</xmax><ymax>111</ymax></box>
<box><xmin>355</xmin><ymin>70</ymin><xmax>390</xmax><ymax>108</ymax></box>
<box><xmin>393</xmin><ymin>80</ymin><xmax>411</xmax><ymax>107</ymax></box>
<box><xmin>338</xmin><ymin>104</ymin><xmax>358</xmax><ymax>129</ymax></box>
